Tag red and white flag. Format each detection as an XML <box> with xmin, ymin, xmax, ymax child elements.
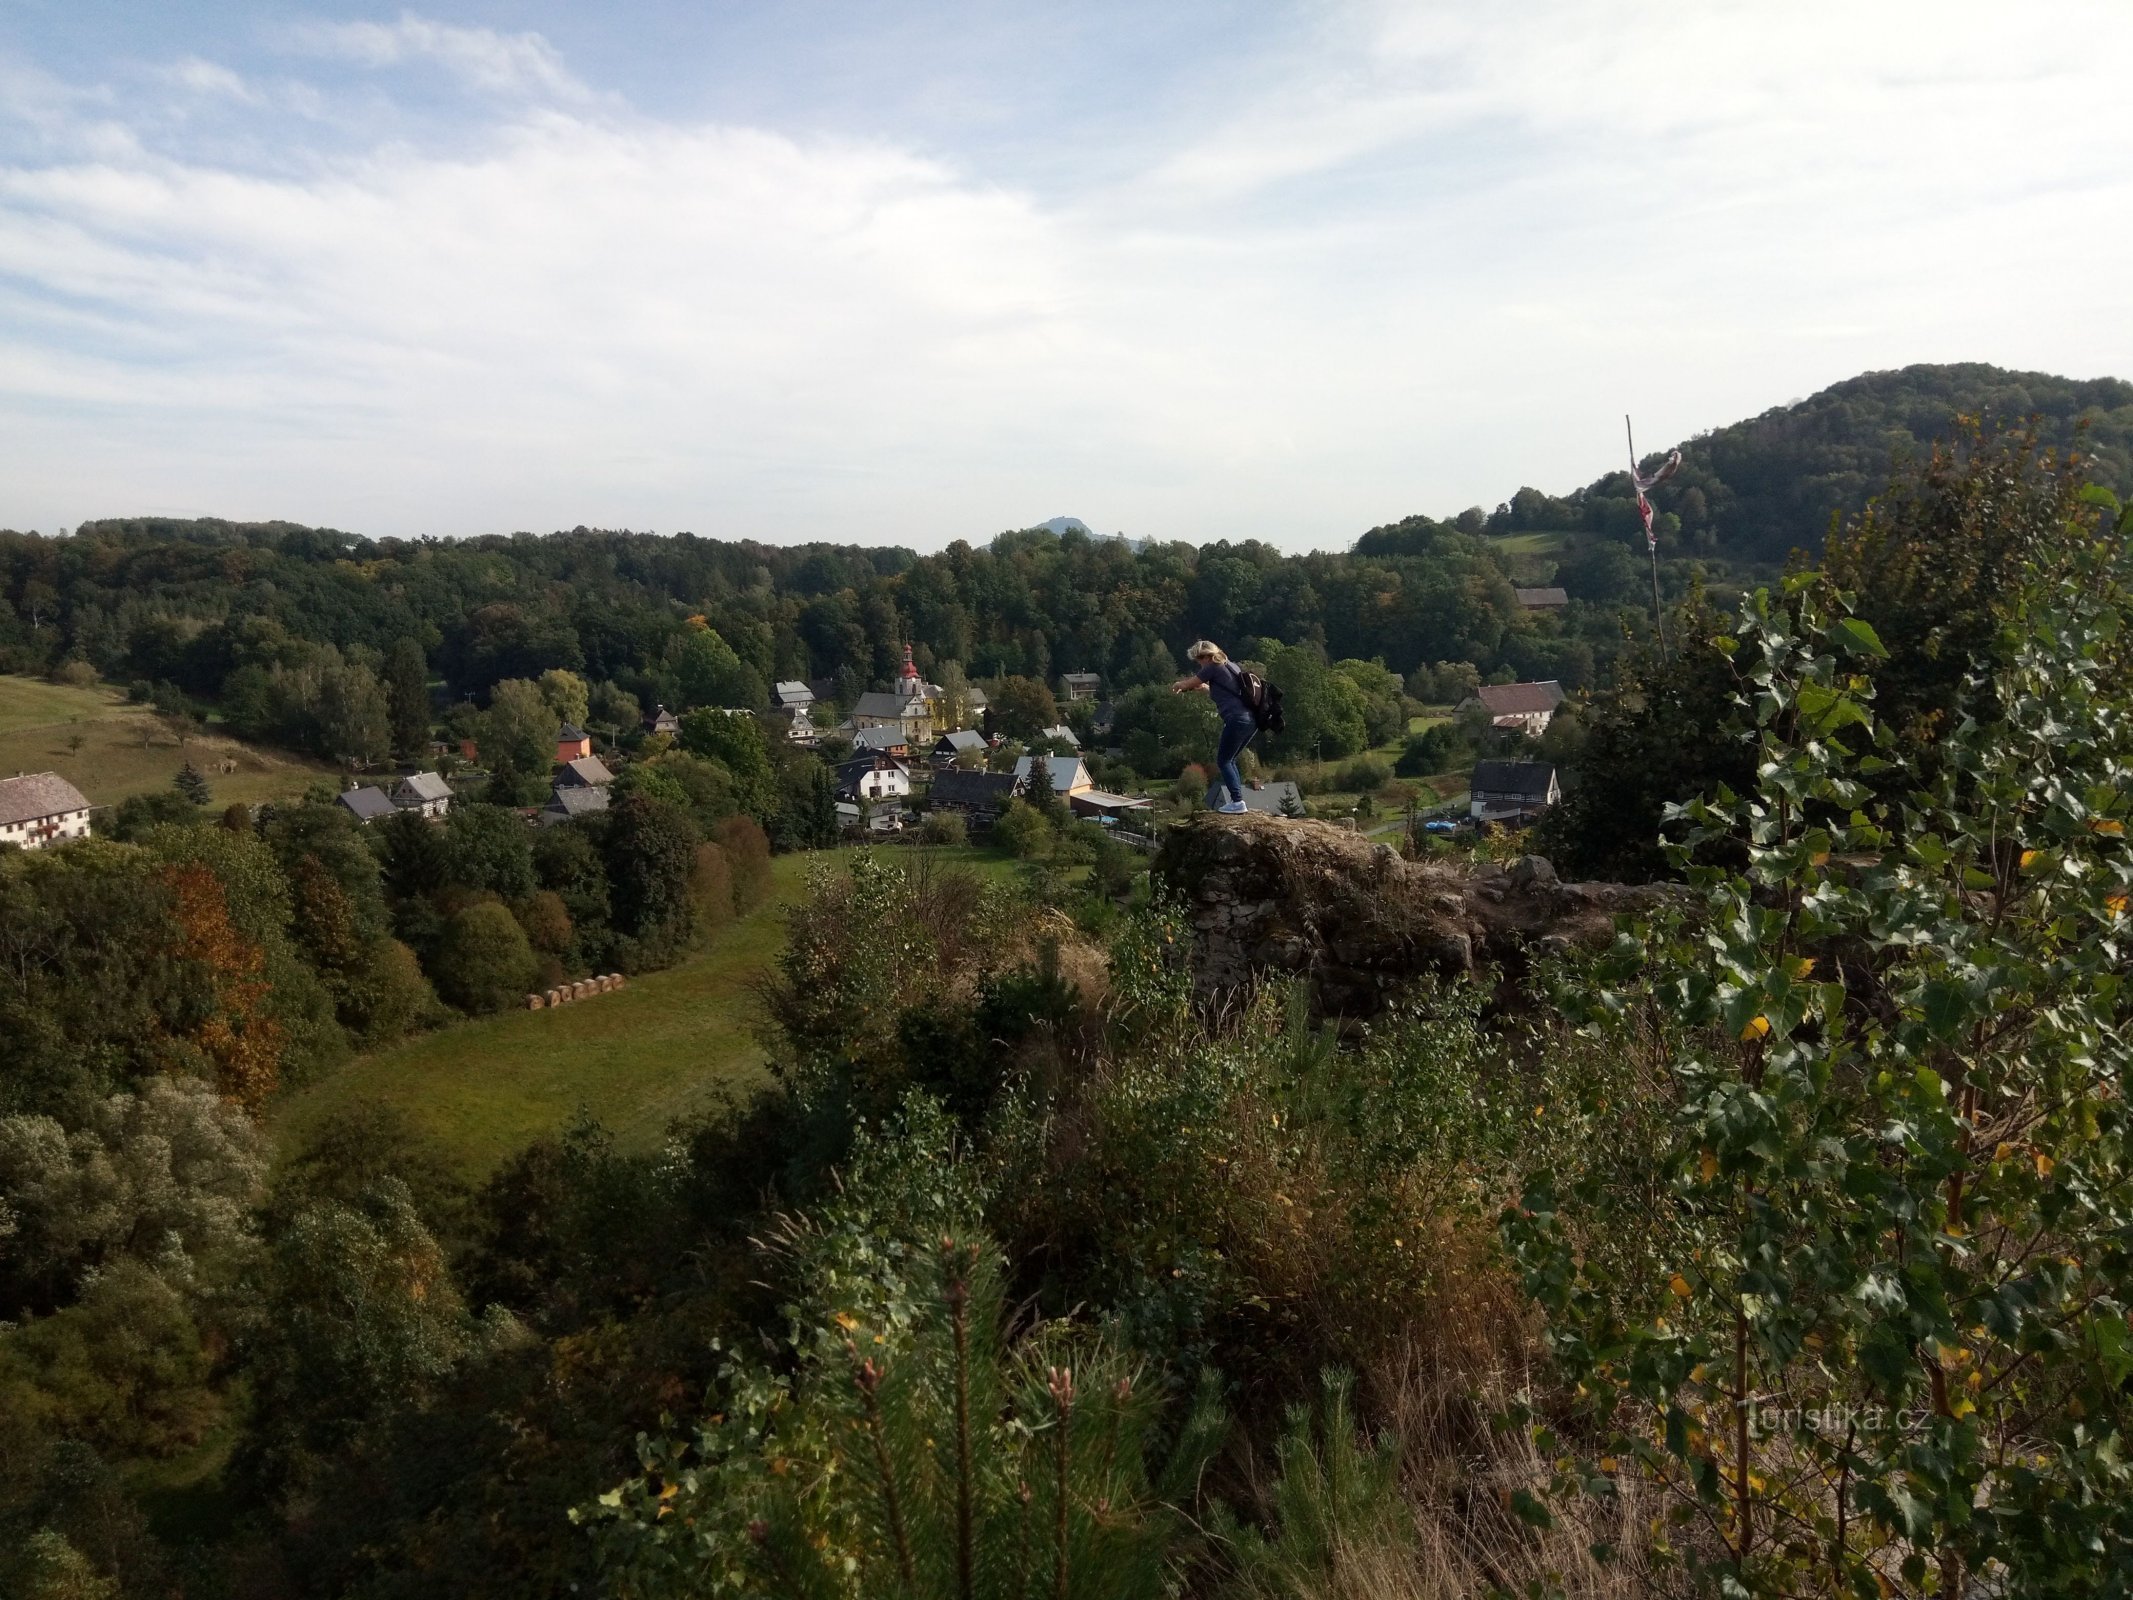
<box><xmin>1632</xmin><ymin>449</ymin><xmax>1683</xmax><ymax>553</ymax></box>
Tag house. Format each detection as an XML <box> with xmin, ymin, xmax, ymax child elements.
<box><xmin>1236</xmin><ymin>780</ymin><xmax>1305</xmax><ymax>816</ymax></box>
<box><xmin>1036</xmin><ymin>724</ymin><xmax>1081</xmax><ymax>751</ymax></box>
<box><xmin>1069</xmin><ymin>788</ymin><xmax>1153</xmax><ymax>824</ymax></box>
<box><xmin>932</xmin><ymin>729</ymin><xmax>988</xmax><ymax>767</ymax></box>
<box><xmin>779</xmin><ymin>705</ymin><xmax>820</xmax><ymax>746</ymax></box>
<box><xmin>336</xmin><ymin>783</ymin><xmax>398</xmax><ymax>826</ymax></box>
<box><xmin>835</xmin><ymin>800</ymin><xmax>906</xmax><ymax>834</ymax></box>
<box><xmin>929</xmin><ymin>768</ymin><xmax>1018</xmax><ymax>821</ymax></box>
<box><xmin>1089</xmin><ymin>700</ymin><xmax>1118</xmax><ymax>737</ymax></box>
<box><xmin>851</xmin><ymin>725</ymin><xmax>911</xmax><ymax>758</ymax></box>
<box><xmin>392</xmin><ymin>771</ymin><xmax>453</xmax><ymax>819</ymax></box>
<box><xmin>1468</xmin><ymin>759</ymin><xmax>1560</xmax><ymax>824</ymax></box>
<box><xmin>1014</xmin><ymin>754</ymin><xmax>1093</xmax><ymax>797</ymax></box>
<box><xmin>541</xmin><ymin>784</ymin><xmax>611</xmax><ymax>826</ymax></box>
<box><xmin>556</xmin><ymin>754</ymin><xmax>616</xmax><ymax>789</ymax></box>
<box><xmin>1060</xmin><ymin>671</ymin><xmax>1102</xmax><ymax>703</ymax></box>
<box><xmin>1514</xmin><ymin>587</ymin><xmax>1570</xmax><ymax>612</ymax></box>
<box><xmin>1461</xmin><ymin>680</ymin><xmax>1566</xmax><ymax>736</ymax></box>
<box><xmin>0</xmin><ymin>771</ymin><xmax>92</xmax><ymax>850</ymax></box>
<box><xmin>556</xmin><ymin>723</ymin><xmax>593</xmax><ymax>762</ymax></box>
<box><xmin>770</xmin><ymin>680</ymin><xmax>814</xmax><ymax>712</ymax></box>
<box><xmin>646</xmin><ymin>704</ymin><xmax>681</xmax><ymax>736</ymax></box>
<box><xmin>835</xmin><ymin>755</ymin><xmax>912</xmax><ymax>803</ymax></box>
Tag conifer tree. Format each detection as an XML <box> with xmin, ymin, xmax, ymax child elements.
<box><xmin>175</xmin><ymin>761</ymin><xmax>211</xmax><ymax>807</ymax></box>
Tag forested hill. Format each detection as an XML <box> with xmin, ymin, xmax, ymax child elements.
<box><xmin>6</xmin><ymin>364</ymin><xmax>2127</xmax><ymax>724</ymax></box>
<box><xmin>1374</xmin><ymin>362</ymin><xmax>2133</xmax><ymax>566</ymax></box>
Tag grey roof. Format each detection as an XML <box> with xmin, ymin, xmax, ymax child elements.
<box><xmin>1514</xmin><ymin>587</ymin><xmax>1569</xmax><ymax>608</ymax></box>
<box><xmin>965</xmin><ymin>685</ymin><xmax>988</xmax><ymax>708</ymax></box>
<box><xmin>1013</xmin><ymin>755</ymin><xmax>1089</xmax><ymax>793</ymax></box>
<box><xmin>1069</xmin><ymin>788</ymin><xmax>1150</xmax><ymax>812</ymax></box>
<box><xmin>1237</xmin><ymin>781</ymin><xmax>1304</xmax><ymax>815</ymax></box>
<box><xmin>556</xmin><ymin>754</ymin><xmax>615</xmax><ymax>788</ymax></box>
<box><xmin>931</xmin><ymin>769</ymin><xmax>1018</xmax><ymax>808</ymax></box>
<box><xmin>851</xmin><ymin>725</ymin><xmax>908</xmax><ymax>751</ymax></box>
<box><xmin>394</xmin><ymin>771</ymin><xmax>452</xmax><ymax>803</ymax></box>
<box><xmin>771</xmin><ymin>680</ymin><xmax>813</xmax><ymax>706</ymax></box>
<box><xmin>0</xmin><ymin>771</ymin><xmax>91</xmax><ymax>827</ymax></box>
<box><xmin>1038</xmin><ymin>724</ymin><xmax>1081</xmax><ymax>749</ymax></box>
<box><xmin>556</xmin><ymin>722</ymin><xmax>587</xmax><ymax>742</ymax></box>
<box><xmin>542</xmin><ymin>784</ymin><xmax>610</xmax><ymax>823</ymax></box>
<box><xmin>1471</xmin><ymin>759</ymin><xmax>1558</xmax><ymax>800</ymax></box>
<box><xmin>336</xmin><ymin>784</ymin><xmax>397</xmax><ymax>822</ymax></box>
<box><xmin>1471</xmin><ymin>681</ymin><xmax>1566</xmax><ymax>717</ymax></box>
<box><xmin>837</xmin><ymin>754</ymin><xmax>908</xmax><ymax>787</ymax></box>
<box><xmin>934</xmin><ymin>729</ymin><xmax>987</xmax><ymax>752</ymax></box>
<box><xmin>646</xmin><ymin>704</ymin><xmax>680</xmax><ymax>729</ymax></box>
<box><xmin>1061</xmin><ymin>671</ymin><xmax>1101</xmax><ymax>685</ymax></box>
<box><xmin>853</xmin><ymin>689</ymin><xmax>923</xmax><ymax>719</ymax></box>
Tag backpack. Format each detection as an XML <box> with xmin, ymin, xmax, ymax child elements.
<box><xmin>1238</xmin><ymin>669</ymin><xmax>1285</xmax><ymax>734</ymax></box>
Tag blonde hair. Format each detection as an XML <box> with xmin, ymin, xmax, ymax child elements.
<box><xmin>1187</xmin><ymin>640</ymin><xmax>1228</xmax><ymax>664</ymax></box>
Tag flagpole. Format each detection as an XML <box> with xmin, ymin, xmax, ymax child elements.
<box><xmin>1628</xmin><ymin>414</ymin><xmax>1669</xmax><ymax>661</ymax></box>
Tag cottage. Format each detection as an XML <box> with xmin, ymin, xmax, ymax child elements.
<box><xmin>932</xmin><ymin>729</ymin><xmax>988</xmax><ymax>767</ymax></box>
<box><xmin>556</xmin><ymin>754</ymin><xmax>616</xmax><ymax>789</ymax></box>
<box><xmin>556</xmin><ymin>723</ymin><xmax>593</xmax><ymax>763</ymax></box>
<box><xmin>835</xmin><ymin>800</ymin><xmax>906</xmax><ymax>834</ymax></box>
<box><xmin>835</xmin><ymin>754</ymin><xmax>912</xmax><ymax>802</ymax></box>
<box><xmin>336</xmin><ymin>784</ymin><xmax>398</xmax><ymax>826</ymax></box>
<box><xmin>850</xmin><ymin>725</ymin><xmax>911</xmax><ymax>758</ymax></box>
<box><xmin>779</xmin><ymin>704</ymin><xmax>820</xmax><ymax>745</ymax></box>
<box><xmin>770</xmin><ymin>680</ymin><xmax>815</xmax><ymax>712</ymax></box>
<box><xmin>1468</xmin><ymin>759</ymin><xmax>1560</xmax><ymax>824</ymax></box>
<box><xmin>929</xmin><ymin>768</ymin><xmax>1018</xmax><ymax>821</ymax></box>
<box><xmin>1060</xmin><ymin>671</ymin><xmax>1101</xmax><ymax>703</ymax></box>
<box><xmin>392</xmin><ymin>771</ymin><xmax>453</xmax><ymax>819</ymax></box>
<box><xmin>1461</xmin><ymin>680</ymin><xmax>1566</xmax><ymax>736</ymax></box>
<box><xmin>1088</xmin><ymin>700</ymin><xmax>1118</xmax><ymax>737</ymax></box>
<box><xmin>645</xmin><ymin>704</ymin><xmax>681</xmax><ymax>737</ymax></box>
<box><xmin>541</xmin><ymin>784</ymin><xmax>611</xmax><ymax>826</ymax></box>
<box><xmin>1013</xmin><ymin>753</ymin><xmax>1093</xmax><ymax>796</ymax></box>
<box><xmin>1036</xmin><ymin>724</ymin><xmax>1081</xmax><ymax>751</ymax></box>
<box><xmin>1513</xmin><ymin>586</ymin><xmax>1570</xmax><ymax>612</ymax></box>
<box><xmin>0</xmin><ymin>771</ymin><xmax>92</xmax><ymax>850</ymax></box>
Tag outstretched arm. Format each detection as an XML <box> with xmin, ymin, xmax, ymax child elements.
<box><xmin>1170</xmin><ymin>674</ymin><xmax>1208</xmax><ymax>695</ymax></box>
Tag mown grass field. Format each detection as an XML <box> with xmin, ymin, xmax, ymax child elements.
<box><xmin>0</xmin><ymin>674</ymin><xmax>337</xmax><ymax>810</ymax></box>
<box><xmin>273</xmin><ymin>844</ymin><xmax>1023</xmax><ymax>1178</ymax></box>
<box><xmin>1487</xmin><ymin>529</ymin><xmax>1575</xmax><ymax>558</ymax></box>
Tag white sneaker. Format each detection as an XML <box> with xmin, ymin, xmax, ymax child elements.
<box><xmin>1218</xmin><ymin>800</ymin><xmax>1248</xmax><ymax>814</ymax></box>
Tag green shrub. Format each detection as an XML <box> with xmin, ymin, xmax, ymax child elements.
<box><xmin>430</xmin><ymin>901</ymin><xmax>539</xmax><ymax>1013</ymax></box>
<box><xmin>991</xmin><ymin>796</ymin><xmax>1049</xmax><ymax>859</ymax></box>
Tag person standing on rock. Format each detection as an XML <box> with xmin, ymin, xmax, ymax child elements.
<box><xmin>1171</xmin><ymin>640</ymin><xmax>1254</xmax><ymax>814</ymax></box>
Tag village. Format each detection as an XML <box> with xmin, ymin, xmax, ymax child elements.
<box><xmin>0</xmin><ymin>643</ymin><xmax>1570</xmax><ymax>856</ymax></box>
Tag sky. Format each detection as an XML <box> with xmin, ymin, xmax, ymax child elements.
<box><xmin>2</xmin><ymin>1</ymin><xmax>2130</xmax><ymax>552</ymax></box>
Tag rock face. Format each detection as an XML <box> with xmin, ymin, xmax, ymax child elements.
<box><xmin>1153</xmin><ymin>814</ymin><xmax>1677</xmax><ymax>1015</ymax></box>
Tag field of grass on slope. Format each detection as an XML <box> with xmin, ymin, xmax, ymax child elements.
<box><xmin>273</xmin><ymin>844</ymin><xmax>1026</xmax><ymax>1178</ymax></box>
<box><xmin>0</xmin><ymin>674</ymin><xmax>337</xmax><ymax>809</ymax></box>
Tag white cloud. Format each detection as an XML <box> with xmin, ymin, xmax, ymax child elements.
<box><xmin>0</xmin><ymin>2</ymin><xmax>2129</xmax><ymax>546</ymax></box>
<box><xmin>289</xmin><ymin>12</ymin><xmax>590</xmax><ymax>101</ymax></box>
<box><xmin>164</xmin><ymin>56</ymin><xmax>259</xmax><ymax>104</ymax></box>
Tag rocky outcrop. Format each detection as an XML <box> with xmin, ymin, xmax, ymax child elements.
<box><xmin>1153</xmin><ymin>814</ymin><xmax>1677</xmax><ymax>1015</ymax></box>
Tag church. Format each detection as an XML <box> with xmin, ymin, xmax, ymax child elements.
<box><xmin>849</xmin><ymin>644</ymin><xmax>968</xmax><ymax>746</ymax></box>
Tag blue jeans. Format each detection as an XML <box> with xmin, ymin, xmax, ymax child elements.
<box><xmin>1207</xmin><ymin>718</ymin><xmax>1256</xmax><ymax>807</ymax></box>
